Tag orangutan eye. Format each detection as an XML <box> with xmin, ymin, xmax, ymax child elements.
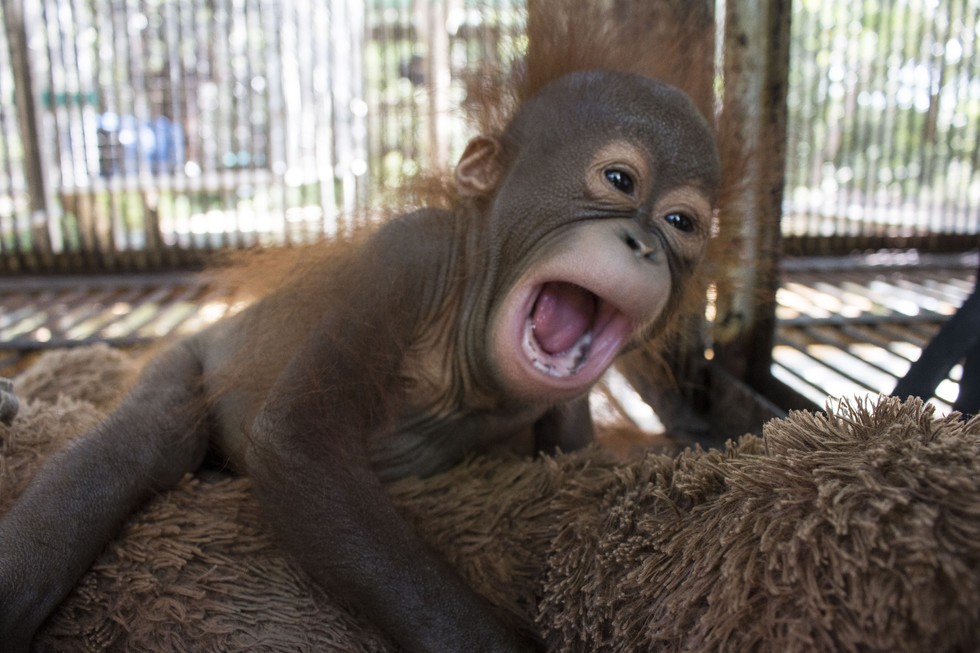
<box><xmin>604</xmin><ymin>168</ymin><xmax>635</xmax><ymax>196</ymax></box>
<box><xmin>665</xmin><ymin>212</ymin><xmax>695</xmax><ymax>233</ymax></box>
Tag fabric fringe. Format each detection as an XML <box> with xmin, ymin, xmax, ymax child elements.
<box><xmin>2</xmin><ymin>348</ymin><xmax>978</xmax><ymax>652</ymax></box>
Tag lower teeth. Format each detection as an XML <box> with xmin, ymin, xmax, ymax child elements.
<box><xmin>525</xmin><ymin>320</ymin><xmax>593</xmax><ymax>377</ymax></box>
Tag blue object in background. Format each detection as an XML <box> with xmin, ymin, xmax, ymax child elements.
<box><xmin>97</xmin><ymin>113</ymin><xmax>185</xmax><ymax>177</ymax></box>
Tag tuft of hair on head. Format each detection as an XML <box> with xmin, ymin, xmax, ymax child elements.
<box><xmin>461</xmin><ymin>0</ymin><xmax>716</xmax><ymax>141</ymax></box>
<box><xmin>522</xmin><ymin>0</ymin><xmax>715</xmax><ymax>117</ymax></box>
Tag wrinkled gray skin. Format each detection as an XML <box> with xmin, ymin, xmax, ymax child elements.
<box><xmin>0</xmin><ymin>71</ymin><xmax>719</xmax><ymax>652</ymax></box>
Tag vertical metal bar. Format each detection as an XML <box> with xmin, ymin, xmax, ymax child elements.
<box><xmin>315</xmin><ymin>0</ymin><xmax>337</xmax><ymax>236</ymax></box>
<box><xmin>106</xmin><ymin>0</ymin><xmax>130</xmax><ymax>264</ymax></box>
<box><xmin>70</xmin><ymin>0</ymin><xmax>101</xmax><ymax>269</ymax></box>
<box><xmin>782</xmin><ymin>0</ymin><xmax>815</xmax><ymax>249</ymax></box>
<box><xmin>212</xmin><ymin>0</ymin><xmax>231</xmax><ymax>250</ymax></box>
<box><xmin>945</xmin><ymin>0</ymin><xmax>980</xmax><ymax>234</ymax></box>
<box><xmin>229</xmin><ymin>0</ymin><xmax>245</xmax><ymax>249</ymax></box>
<box><xmin>240</xmin><ymin>0</ymin><xmax>260</xmax><ymax>248</ymax></box>
<box><xmin>160</xmin><ymin>0</ymin><xmax>182</xmax><ymax>265</ymax></box>
<box><xmin>180</xmin><ymin>0</ymin><xmax>194</xmax><ymax>250</ymax></box>
<box><xmin>808</xmin><ymin>5</ymin><xmax>837</xmax><ymax>253</ymax></box>
<box><xmin>381</xmin><ymin>0</ymin><xmax>395</xmax><ymax>195</ymax></box>
<box><xmin>918</xmin><ymin>0</ymin><xmax>951</xmax><ymax>244</ymax></box>
<box><xmin>320</xmin><ymin>0</ymin><xmax>334</xmax><ymax>230</ymax></box>
<box><xmin>879</xmin><ymin>1</ymin><xmax>909</xmax><ymax>246</ymax></box>
<box><xmin>138</xmin><ymin>0</ymin><xmax>164</xmax><ymax>269</ymax></box>
<box><xmin>349</xmin><ymin>0</ymin><xmax>367</xmax><ymax>214</ymax></box>
<box><xmin>0</xmin><ymin>4</ymin><xmax>25</xmax><ymax>272</ymax></box>
<box><xmin>406</xmin><ymin>0</ymin><xmax>418</xmax><ymax>189</ymax></box>
<box><xmin>893</xmin><ymin>2</ymin><xmax>926</xmax><ymax>241</ymax></box>
<box><xmin>261</xmin><ymin>0</ymin><xmax>287</xmax><ymax>246</ymax></box>
<box><xmin>829</xmin><ymin>1</ymin><xmax>859</xmax><ymax>244</ymax></box>
<box><xmin>862</xmin><ymin>0</ymin><xmax>896</xmax><ymax>246</ymax></box>
<box><xmin>956</xmin><ymin>0</ymin><xmax>979</xmax><ymax>237</ymax></box>
<box><xmin>424</xmin><ymin>0</ymin><xmax>449</xmax><ymax>172</ymax></box>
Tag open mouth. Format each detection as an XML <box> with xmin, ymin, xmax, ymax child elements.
<box><xmin>522</xmin><ymin>281</ymin><xmax>625</xmax><ymax>378</ymax></box>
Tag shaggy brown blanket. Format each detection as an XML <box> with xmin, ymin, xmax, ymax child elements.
<box><xmin>2</xmin><ymin>345</ymin><xmax>978</xmax><ymax>652</ymax></box>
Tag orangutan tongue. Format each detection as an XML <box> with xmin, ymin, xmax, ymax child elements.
<box><xmin>531</xmin><ymin>282</ymin><xmax>597</xmax><ymax>355</ymax></box>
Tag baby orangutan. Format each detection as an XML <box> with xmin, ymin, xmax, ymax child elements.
<box><xmin>0</xmin><ymin>70</ymin><xmax>719</xmax><ymax>652</ymax></box>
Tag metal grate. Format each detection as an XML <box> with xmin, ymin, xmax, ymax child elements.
<box><xmin>0</xmin><ymin>0</ymin><xmax>525</xmax><ymax>274</ymax></box>
<box><xmin>2</xmin><ymin>0</ymin><xmax>977</xmax><ymax>275</ymax></box>
<box><xmin>772</xmin><ymin>251</ymin><xmax>978</xmax><ymax>412</ymax></box>
<box><xmin>0</xmin><ymin>273</ymin><xmax>243</xmax><ymax>374</ymax></box>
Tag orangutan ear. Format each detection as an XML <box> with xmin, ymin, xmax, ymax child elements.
<box><xmin>454</xmin><ymin>136</ymin><xmax>502</xmax><ymax>197</ymax></box>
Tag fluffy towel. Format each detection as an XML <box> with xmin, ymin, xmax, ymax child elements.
<box><xmin>1</xmin><ymin>345</ymin><xmax>978</xmax><ymax>652</ymax></box>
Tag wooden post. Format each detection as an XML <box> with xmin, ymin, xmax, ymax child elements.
<box><xmin>713</xmin><ymin>0</ymin><xmax>792</xmax><ymax>396</ymax></box>
<box><xmin>3</xmin><ymin>0</ymin><xmax>52</xmax><ymax>270</ymax></box>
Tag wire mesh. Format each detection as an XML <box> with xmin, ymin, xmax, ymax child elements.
<box><xmin>0</xmin><ymin>0</ymin><xmax>976</xmax><ymax>274</ymax></box>
<box><xmin>0</xmin><ymin>0</ymin><xmax>525</xmax><ymax>273</ymax></box>
<box><xmin>784</xmin><ymin>0</ymin><xmax>980</xmax><ymax>254</ymax></box>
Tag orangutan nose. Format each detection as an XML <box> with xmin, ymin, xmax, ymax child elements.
<box><xmin>623</xmin><ymin>231</ymin><xmax>661</xmax><ymax>263</ymax></box>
